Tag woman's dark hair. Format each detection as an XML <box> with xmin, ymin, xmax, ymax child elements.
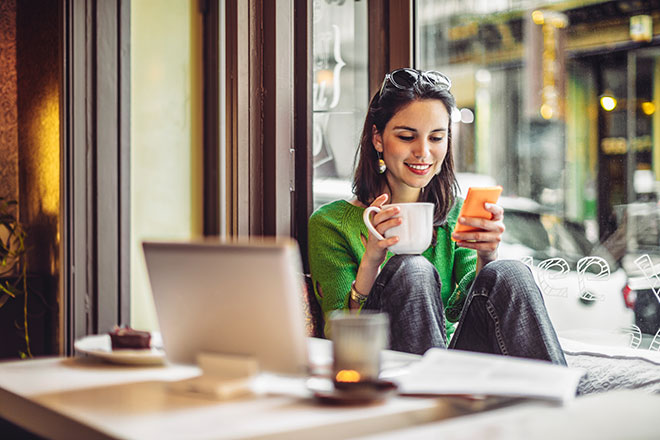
<box><xmin>352</xmin><ymin>71</ymin><xmax>459</xmax><ymax>227</ymax></box>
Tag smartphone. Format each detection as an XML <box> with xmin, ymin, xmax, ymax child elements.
<box><xmin>452</xmin><ymin>186</ymin><xmax>503</xmax><ymax>241</ymax></box>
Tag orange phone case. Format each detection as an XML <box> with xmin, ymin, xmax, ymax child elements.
<box><xmin>452</xmin><ymin>186</ymin><xmax>503</xmax><ymax>241</ymax></box>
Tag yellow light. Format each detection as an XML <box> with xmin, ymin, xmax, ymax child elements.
<box><xmin>335</xmin><ymin>369</ymin><xmax>361</xmax><ymax>383</ymax></box>
<box><xmin>600</xmin><ymin>95</ymin><xmax>617</xmax><ymax>111</ymax></box>
<box><xmin>532</xmin><ymin>10</ymin><xmax>545</xmax><ymax>25</ymax></box>
<box><xmin>32</xmin><ymin>82</ymin><xmax>60</xmax><ymax>217</ymax></box>
<box><xmin>642</xmin><ymin>101</ymin><xmax>655</xmax><ymax>115</ymax></box>
<box><xmin>540</xmin><ymin>104</ymin><xmax>554</xmax><ymax>120</ymax></box>
<box><xmin>316</xmin><ymin>69</ymin><xmax>333</xmax><ymax>85</ymax></box>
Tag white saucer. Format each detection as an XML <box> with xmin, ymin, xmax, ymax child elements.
<box><xmin>74</xmin><ymin>333</ymin><xmax>165</xmax><ymax>366</ymax></box>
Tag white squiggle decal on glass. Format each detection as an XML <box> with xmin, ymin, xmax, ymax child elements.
<box><xmin>329</xmin><ymin>25</ymin><xmax>346</xmax><ymax>109</ymax></box>
<box><xmin>576</xmin><ymin>256</ymin><xmax>609</xmax><ymax>302</ymax></box>
<box><xmin>519</xmin><ymin>256</ymin><xmax>533</xmax><ymax>268</ymax></box>
<box><xmin>649</xmin><ymin>328</ymin><xmax>660</xmax><ymax>352</ymax></box>
<box><xmin>621</xmin><ymin>324</ymin><xmax>642</xmax><ymax>349</ymax></box>
<box><xmin>633</xmin><ymin>254</ymin><xmax>660</xmax><ymax>305</ymax></box>
<box><xmin>537</xmin><ymin>258</ymin><xmax>569</xmax><ymax>298</ymax></box>
<box><xmin>313</xmin><ymin>81</ymin><xmax>328</xmax><ymax>109</ymax></box>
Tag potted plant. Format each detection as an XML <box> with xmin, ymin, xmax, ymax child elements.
<box><xmin>0</xmin><ymin>197</ymin><xmax>31</xmax><ymax>358</ymax></box>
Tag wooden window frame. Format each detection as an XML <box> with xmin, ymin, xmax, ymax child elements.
<box><xmin>224</xmin><ymin>0</ymin><xmax>296</xmax><ymax>237</ymax></box>
<box><xmin>293</xmin><ymin>0</ymin><xmax>312</xmax><ymax>270</ymax></box>
<box><xmin>369</xmin><ymin>0</ymin><xmax>413</xmax><ymax>96</ymax></box>
<box><xmin>61</xmin><ymin>0</ymin><xmax>130</xmax><ymax>354</ymax></box>
<box><xmin>201</xmin><ymin>0</ymin><xmax>222</xmax><ymax>236</ymax></box>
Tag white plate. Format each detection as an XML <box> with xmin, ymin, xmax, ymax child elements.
<box><xmin>75</xmin><ymin>333</ymin><xmax>166</xmax><ymax>366</ymax></box>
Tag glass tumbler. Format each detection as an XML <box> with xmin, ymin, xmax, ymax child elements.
<box><xmin>329</xmin><ymin>311</ymin><xmax>389</xmax><ymax>383</ymax></box>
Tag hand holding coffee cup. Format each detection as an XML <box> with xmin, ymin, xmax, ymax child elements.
<box><xmin>363</xmin><ymin>202</ymin><xmax>434</xmax><ymax>255</ymax></box>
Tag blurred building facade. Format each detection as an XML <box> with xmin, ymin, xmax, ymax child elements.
<box><xmin>416</xmin><ymin>0</ymin><xmax>660</xmax><ymax>241</ymax></box>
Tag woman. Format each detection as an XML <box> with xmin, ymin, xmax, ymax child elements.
<box><xmin>308</xmin><ymin>68</ymin><xmax>566</xmax><ymax>364</ymax></box>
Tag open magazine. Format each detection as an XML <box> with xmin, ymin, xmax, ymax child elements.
<box><xmin>395</xmin><ymin>348</ymin><xmax>585</xmax><ymax>404</ymax></box>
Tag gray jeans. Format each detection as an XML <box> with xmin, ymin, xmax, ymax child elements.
<box><xmin>363</xmin><ymin>255</ymin><xmax>567</xmax><ymax>365</ymax></box>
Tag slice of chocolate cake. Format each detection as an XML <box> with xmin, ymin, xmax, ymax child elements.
<box><xmin>109</xmin><ymin>326</ymin><xmax>151</xmax><ymax>350</ymax></box>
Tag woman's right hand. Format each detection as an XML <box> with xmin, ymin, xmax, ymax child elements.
<box><xmin>362</xmin><ymin>194</ymin><xmax>402</xmax><ymax>267</ymax></box>
<box><xmin>350</xmin><ymin>194</ymin><xmax>401</xmax><ymax>309</ymax></box>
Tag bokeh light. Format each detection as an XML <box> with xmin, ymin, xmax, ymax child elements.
<box><xmin>600</xmin><ymin>95</ymin><xmax>617</xmax><ymax>111</ymax></box>
<box><xmin>641</xmin><ymin>101</ymin><xmax>655</xmax><ymax>116</ymax></box>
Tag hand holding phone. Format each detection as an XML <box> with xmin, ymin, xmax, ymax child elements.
<box><xmin>452</xmin><ymin>186</ymin><xmax>503</xmax><ymax>241</ymax></box>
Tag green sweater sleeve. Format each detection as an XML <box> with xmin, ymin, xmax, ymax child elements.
<box><xmin>307</xmin><ymin>202</ymin><xmax>360</xmax><ymax>325</ymax></box>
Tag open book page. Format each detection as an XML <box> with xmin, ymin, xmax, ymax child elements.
<box><xmin>395</xmin><ymin>348</ymin><xmax>585</xmax><ymax>404</ymax></box>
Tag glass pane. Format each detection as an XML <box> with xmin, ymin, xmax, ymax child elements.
<box><xmin>312</xmin><ymin>0</ymin><xmax>369</xmax><ymax>210</ymax></box>
<box><xmin>416</xmin><ymin>0</ymin><xmax>660</xmax><ymax>348</ymax></box>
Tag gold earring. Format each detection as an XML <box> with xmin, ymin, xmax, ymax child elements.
<box><xmin>377</xmin><ymin>151</ymin><xmax>386</xmax><ymax>174</ymax></box>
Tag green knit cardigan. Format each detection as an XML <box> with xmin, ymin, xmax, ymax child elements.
<box><xmin>308</xmin><ymin>199</ymin><xmax>477</xmax><ymax>339</ymax></box>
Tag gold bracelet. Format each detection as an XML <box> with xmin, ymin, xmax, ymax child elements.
<box><xmin>350</xmin><ymin>281</ymin><xmax>368</xmax><ymax>305</ymax></box>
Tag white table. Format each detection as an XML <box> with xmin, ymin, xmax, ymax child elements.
<box><xmin>0</xmin><ymin>339</ymin><xmax>503</xmax><ymax>440</ymax></box>
<box><xmin>355</xmin><ymin>390</ymin><xmax>660</xmax><ymax>440</ymax></box>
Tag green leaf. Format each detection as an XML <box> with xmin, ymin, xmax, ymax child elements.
<box><xmin>0</xmin><ymin>280</ymin><xmax>21</xmax><ymax>298</ymax></box>
<box><xmin>0</xmin><ymin>285</ymin><xmax>16</xmax><ymax>298</ymax></box>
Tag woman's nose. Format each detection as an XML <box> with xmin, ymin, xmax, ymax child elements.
<box><xmin>413</xmin><ymin>140</ymin><xmax>430</xmax><ymax>159</ymax></box>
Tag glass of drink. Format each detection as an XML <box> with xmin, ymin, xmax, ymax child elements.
<box><xmin>329</xmin><ymin>311</ymin><xmax>389</xmax><ymax>384</ymax></box>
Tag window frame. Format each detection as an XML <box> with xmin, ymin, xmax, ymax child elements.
<box><xmin>61</xmin><ymin>0</ymin><xmax>130</xmax><ymax>354</ymax></box>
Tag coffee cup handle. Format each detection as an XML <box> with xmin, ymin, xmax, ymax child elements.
<box><xmin>363</xmin><ymin>207</ymin><xmax>385</xmax><ymax>241</ymax></box>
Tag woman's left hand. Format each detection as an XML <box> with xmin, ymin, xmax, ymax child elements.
<box><xmin>452</xmin><ymin>202</ymin><xmax>505</xmax><ymax>263</ymax></box>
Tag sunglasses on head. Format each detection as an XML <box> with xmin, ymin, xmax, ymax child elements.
<box><xmin>379</xmin><ymin>68</ymin><xmax>452</xmax><ymax>97</ymax></box>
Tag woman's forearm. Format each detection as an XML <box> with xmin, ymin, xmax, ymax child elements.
<box><xmin>349</xmin><ymin>260</ymin><xmax>381</xmax><ymax>309</ymax></box>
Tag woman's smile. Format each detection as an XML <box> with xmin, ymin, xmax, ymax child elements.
<box><xmin>404</xmin><ymin>162</ymin><xmax>433</xmax><ymax>174</ymax></box>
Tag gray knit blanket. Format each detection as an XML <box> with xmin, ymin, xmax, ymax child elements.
<box><xmin>561</xmin><ymin>338</ymin><xmax>660</xmax><ymax>395</ymax></box>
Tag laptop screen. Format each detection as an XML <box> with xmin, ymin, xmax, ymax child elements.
<box><xmin>142</xmin><ymin>239</ymin><xmax>309</xmax><ymax>375</ymax></box>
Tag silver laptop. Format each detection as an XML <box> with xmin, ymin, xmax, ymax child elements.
<box><xmin>142</xmin><ymin>239</ymin><xmax>309</xmax><ymax>375</ymax></box>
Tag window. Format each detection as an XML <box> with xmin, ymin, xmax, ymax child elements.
<box><xmin>416</xmin><ymin>0</ymin><xmax>660</xmax><ymax>347</ymax></box>
<box><xmin>312</xmin><ymin>0</ymin><xmax>369</xmax><ymax>210</ymax></box>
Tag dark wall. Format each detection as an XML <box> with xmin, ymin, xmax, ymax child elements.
<box><xmin>0</xmin><ymin>0</ymin><xmax>60</xmax><ymax>359</ymax></box>
<box><xmin>0</xmin><ymin>0</ymin><xmax>19</xmax><ymax>203</ymax></box>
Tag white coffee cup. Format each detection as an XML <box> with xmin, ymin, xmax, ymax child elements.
<box><xmin>363</xmin><ymin>202</ymin><xmax>434</xmax><ymax>254</ymax></box>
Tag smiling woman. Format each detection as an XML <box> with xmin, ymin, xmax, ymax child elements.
<box><xmin>308</xmin><ymin>68</ymin><xmax>566</xmax><ymax>365</ymax></box>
